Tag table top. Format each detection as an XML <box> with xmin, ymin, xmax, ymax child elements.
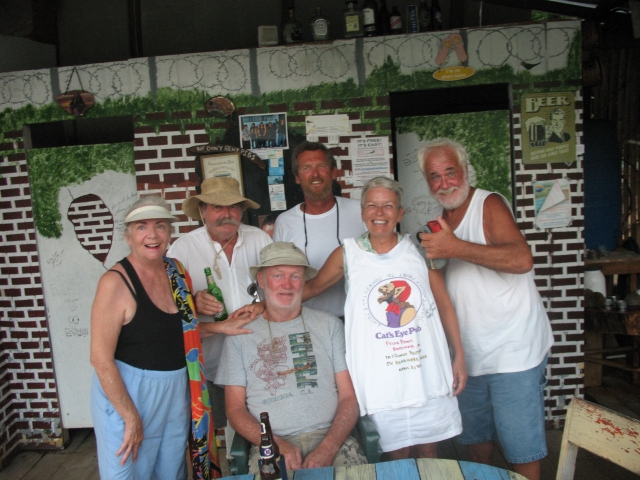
<box><xmin>585</xmin><ymin>250</ymin><xmax>640</xmax><ymax>275</ymax></box>
<box><xmin>221</xmin><ymin>458</ymin><xmax>526</xmax><ymax>480</ymax></box>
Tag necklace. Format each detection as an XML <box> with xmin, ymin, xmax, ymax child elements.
<box><xmin>302</xmin><ymin>196</ymin><xmax>340</xmax><ymax>256</ymax></box>
<box><xmin>266</xmin><ymin>312</ymin><xmax>312</xmax><ymax>376</ymax></box>
<box><xmin>207</xmin><ymin>231</ymin><xmax>237</xmax><ymax>279</ymax></box>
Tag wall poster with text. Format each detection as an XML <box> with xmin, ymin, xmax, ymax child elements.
<box><xmin>521</xmin><ymin>92</ymin><xmax>576</xmax><ymax>164</ymax></box>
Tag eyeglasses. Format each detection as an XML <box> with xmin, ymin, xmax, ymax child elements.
<box><xmin>363</xmin><ymin>203</ymin><xmax>399</xmax><ymax>213</ymax></box>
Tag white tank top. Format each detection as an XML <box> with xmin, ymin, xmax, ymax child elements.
<box><xmin>444</xmin><ymin>189</ymin><xmax>553</xmax><ymax>376</ymax></box>
<box><xmin>344</xmin><ymin>236</ymin><xmax>454</xmax><ymax>416</ymax></box>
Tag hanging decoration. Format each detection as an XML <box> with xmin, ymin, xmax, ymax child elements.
<box><xmin>204</xmin><ymin>95</ymin><xmax>235</xmax><ymax>118</ymax></box>
<box><xmin>55</xmin><ymin>66</ymin><xmax>95</xmax><ymax>117</ymax></box>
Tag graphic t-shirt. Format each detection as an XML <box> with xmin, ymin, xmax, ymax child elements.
<box><xmin>344</xmin><ymin>236</ymin><xmax>455</xmax><ymax>416</ymax></box>
<box><xmin>215</xmin><ymin>307</ymin><xmax>347</xmax><ymax>437</ymax></box>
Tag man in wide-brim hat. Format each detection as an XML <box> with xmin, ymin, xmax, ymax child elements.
<box><xmin>168</xmin><ymin>176</ymin><xmax>272</xmax><ymax>445</ymax></box>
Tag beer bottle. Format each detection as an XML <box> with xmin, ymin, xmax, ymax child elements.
<box><xmin>259</xmin><ymin>434</ymin><xmax>282</xmax><ymax>480</ymax></box>
<box><xmin>260</xmin><ymin>412</ymin><xmax>288</xmax><ymax>479</ymax></box>
<box><xmin>204</xmin><ymin>267</ymin><xmax>228</xmax><ymax>321</ymax></box>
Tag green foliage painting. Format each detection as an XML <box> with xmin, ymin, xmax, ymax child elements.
<box><xmin>396</xmin><ymin>110</ymin><xmax>511</xmax><ymax>199</ymax></box>
<box><xmin>28</xmin><ymin>143</ymin><xmax>135</xmax><ymax>238</ymax></box>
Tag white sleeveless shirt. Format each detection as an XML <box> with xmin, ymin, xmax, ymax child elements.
<box><xmin>344</xmin><ymin>236</ymin><xmax>455</xmax><ymax>416</ymax></box>
<box><xmin>444</xmin><ymin>189</ymin><xmax>553</xmax><ymax>376</ymax></box>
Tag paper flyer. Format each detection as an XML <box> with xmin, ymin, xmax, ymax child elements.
<box><xmin>305</xmin><ymin>114</ymin><xmax>350</xmax><ymax>145</ymax></box>
<box><xmin>267</xmin><ymin>150</ymin><xmax>285</xmax><ymax>176</ymax></box>
<box><xmin>351</xmin><ymin>137</ymin><xmax>390</xmax><ymax>187</ymax></box>
<box><xmin>534</xmin><ymin>178</ymin><xmax>571</xmax><ymax>229</ymax></box>
<box><xmin>268</xmin><ymin>176</ymin><xmax>286</xmax><ymax>211</ymax></box>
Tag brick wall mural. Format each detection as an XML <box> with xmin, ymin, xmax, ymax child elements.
<box><xmin>0</xmin><ymin>20</ymin><xmax>583</xmax><ymax>463</ymax></box>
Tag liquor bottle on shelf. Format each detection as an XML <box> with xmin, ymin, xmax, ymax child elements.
<box><xmin>390</xmin><ymin>5</ymin><xmax>403</xmax><ymax>34</ymax></box>
<box><xmin>417</xmin><ymin>0</ymin><xmax>431</xmax><ymax>31</ymax></box>
<box><xmin>378</xmin><ymin>0</ymin><xmax>390</xmax><ymax>35</ymax></box>
<box><xmin>408</xmin><ymin>4</ymin><xmax>418</xmax><ymax>32</ymax></box>
<box><xmin>343</xmin><ymin>1</ymin><xmax>363</xmax><ymax>38</ymax></box>
<box><xmin>431</xmin><ymin>0</ymin><xmax>443</xmax><ymax>30</ymax></box>
<box><xmin>204</xmin><ymin>267</ymin><xmax>228</xmax><ymax>320</ymax></box>
<box><xmin>362</xmin><ymin>0</ymin><xmax>379</xmax><ymax>36</ymax></box>
<box><xmin>259</xmin><ymin>434</ymin><xmax>282</xmax><ymax>480</ymax></box>
<box><xmin>283</xmin><ymin>8</ymin><xmax>303</xmax><ymax>43</ymax></box>
<box><xmin>310</xmin><ymin>6</ymin><xmax>330</xmax><ymax>41</ymax></box>
<box><xmin>260</xmin><ymin>412</ymin><xmax>288</xmax><ymax>479</ymax></box>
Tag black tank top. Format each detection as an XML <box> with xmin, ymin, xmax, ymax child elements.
<box><xmin>112</xmin><ymin>258</ymin><xmax>185</xmax><ymax>371</ymax></box>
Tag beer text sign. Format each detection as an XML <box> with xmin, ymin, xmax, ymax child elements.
<box><xmin>521</xmin><ymin>92</ymin><xmax>576</xmax><ymax>164</ymax></box>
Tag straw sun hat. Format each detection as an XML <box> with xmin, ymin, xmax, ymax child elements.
<box><xmin>182</xmin><ymin>177</ymin><xmax>260</xmax><ymax>220</ymax></box>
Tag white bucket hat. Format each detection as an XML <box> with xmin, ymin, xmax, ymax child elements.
<box><xmin>250</xmin><ymin>242</ymin><xmax>318</xmax><ymax>281</ymax></box>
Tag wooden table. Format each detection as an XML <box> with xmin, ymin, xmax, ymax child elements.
<box><xmin>584</xmin><ymin>250</ymin><xmax>640</xmax><ymax>295</ymax></box>
<box><xmin>220</xmin><ymin>458</ymin><xmax>526</xmax><ymax>479</ymax></box>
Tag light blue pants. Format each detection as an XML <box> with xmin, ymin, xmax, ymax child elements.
<box><xmin>91</xmin><ymin>360</ymin><xmax>190</xmax><ymax>480</ymax></box>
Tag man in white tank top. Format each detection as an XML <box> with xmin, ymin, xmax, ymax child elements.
<box><xmin>417</xmin><ymin>138</ymin><xmax>553</xmax><ymax>480</ymax></box>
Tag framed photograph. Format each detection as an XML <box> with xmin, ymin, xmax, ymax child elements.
<box><xmin>200</xmin><ymin>153</ymin><xmax>244</xmax><ymax>195</ymax></box>
<box><xmin>239</xmin><ymin>112</ymin><xmax>289</xmax><ymax>151</ymax></box>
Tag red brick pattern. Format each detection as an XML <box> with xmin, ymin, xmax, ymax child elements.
<box><xmin>0</xmin><ymin>146</ymin><xmax>63</xmax><ymax>465</ymax></box>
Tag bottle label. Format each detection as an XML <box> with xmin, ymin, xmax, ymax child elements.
<box><xmin>261</xmin><ymin>448</ymin><xmax>273</xmax><ymax>458</ymax></box>
<box><xmin>363</xmin><ymin>8</ymin><xmax>375</xmax><ymax>25</ymax></box>
<box><xmin>345</xmin><ymin>14</ymin><xmax>360</xmax><ymax>32</ymax></box>
<box><xmin>390</xmin><ymin>15</ymin><xmax>402</xmax><ymax>31</ymax></box>
<box><xmin>314</xmin><ymin>19</ymin><xmax>328</xmax><ymax>36</ymax></box>
<box><xmin>409</xmin><ymin>5</ymin><xmax>418</xmax><ymax>32</ymax></box>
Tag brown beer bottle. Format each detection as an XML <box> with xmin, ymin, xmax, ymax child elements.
<box><xmin>260</xmin><ymin>412</ymin><xmax>288</xmax><ymax>480</ymax></box>
<box><xmin>259</xmin><ymin>434</ymin><xmax>282</xmax><ymax>480</ymax></box>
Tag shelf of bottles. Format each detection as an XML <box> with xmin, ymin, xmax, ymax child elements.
<box><xmin>281</xmin><ymin>0</ymin><xmax>443</xmax><ymax>45</ymax></box>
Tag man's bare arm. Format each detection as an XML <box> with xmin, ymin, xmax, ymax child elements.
<box><xmin>302</xmin><ymin>370</ymin><xmax>360</xmax><ymax>469</ymax></box>
<box><xmin>302</xmin><ymin>246</ymin><xmax>346</xmax><ymax>302</ymax></box>
<box><xmin>421</xmin><ymin>194</ymin><xmax>533</xmax><ymax>274</ymax></box>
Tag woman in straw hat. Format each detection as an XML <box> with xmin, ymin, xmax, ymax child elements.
<box><xmin>90</xmin><ymin>195</ymin><xmax>218</xmax><ymax>480</ymax></box>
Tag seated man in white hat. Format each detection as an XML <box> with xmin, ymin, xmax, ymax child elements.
<box><xmin>215</xmin><ymin>242</ymin><xmax>367</xmax><ymax>473</ymax></box>
<box><xmin>167</xmin><ymin>177</ymin><xmax>272</xmax><ymax>444</ymax></box>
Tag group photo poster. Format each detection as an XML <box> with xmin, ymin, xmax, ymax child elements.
<box><xmin>239</xmin><ymin>112</ymin><xmax>289</xmax><ymax>151</ymax></box>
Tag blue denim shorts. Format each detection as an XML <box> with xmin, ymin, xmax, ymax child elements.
<box><xmin>456</xmin><ymin>355</ymin><xmax>548</xmax><ymax>464</ymax></box>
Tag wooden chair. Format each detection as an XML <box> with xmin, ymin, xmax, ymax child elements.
<box><xmin>228</xmin><ymin>415</ymin><xmax>381</xmax><ymax>475</ymax></box>
<box><xmin>556</xmin><ymin>397</ymin><xmax>640</xmax><ymax>479</ymax></box>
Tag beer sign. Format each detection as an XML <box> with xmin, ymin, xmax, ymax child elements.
<box><xmin>521</xmin><ymin>92</ymin><xmax>576</xmax><ymax>164</ymax></box>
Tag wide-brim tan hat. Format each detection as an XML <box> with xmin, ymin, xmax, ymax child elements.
<box><xmin>250</xmin><ymin>242</ymin><xmax>318</xmax><ymax>281</ymax></box>
<box><xmin>124</xmin><ymin>205</ymin><xmax>178</xmax><ymax>225</ymax></box>
<box><xmin>182</xmin><ymin>177</ymin><xmax>260</xmax><ymax>220</ymax></box>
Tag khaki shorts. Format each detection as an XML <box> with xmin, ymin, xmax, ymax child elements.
<box><xmin>248</xmin><ymin>427</ymin><xmax>367</xmax><ymax>473</ymax></box>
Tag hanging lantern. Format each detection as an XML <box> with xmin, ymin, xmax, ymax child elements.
<box><xmin>55</xmin><ymin>66</ymin><xmax>95</xmax><ymax>117</ymax></box>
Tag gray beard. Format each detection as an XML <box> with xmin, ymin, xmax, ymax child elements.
<box><xmin>437</xmin><ymin>181</ymin><xmax>471</xmax><ymax>210</ymax></box>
